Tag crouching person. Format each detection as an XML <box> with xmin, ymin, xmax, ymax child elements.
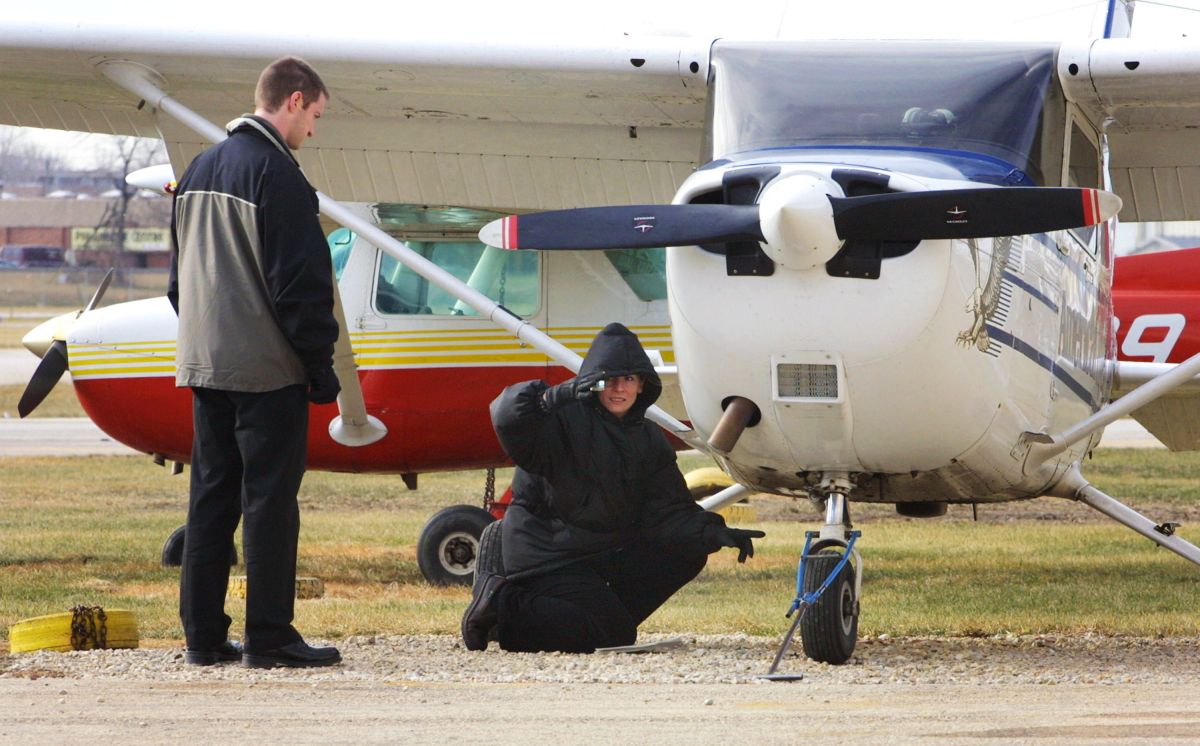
<box><xmin>461</xmin><ymin>323</ymin><xmax>765</xmax><ymax>652</ymax></box>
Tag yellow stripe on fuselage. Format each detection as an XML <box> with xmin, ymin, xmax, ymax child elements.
<box><xmin>69</xmin><ymin>325</ymin><xmax>675</xmax><ymax>379</ymax></box>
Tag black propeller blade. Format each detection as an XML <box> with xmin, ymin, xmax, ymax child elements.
<box><xmin>16</xmin><ymin>268</ymin><xmax>114</xmax><ymax>418</ymax></box>
<box><xmin>831</xmin><ymin>187</ymin><xmax>1119</xmax><ymax>241</ymax></box>
<box><xmin>478</xmin><ymin>204</ymin><xmax>762</xmax><ymax>250</ymax></box>
<box><xmin>478</xmin><ymin>186</ymin><xmax>1119</xmax><ymax>251</ymax></box>
<box><xmin>18</xmin><ymin>339</ymin><xmax>68</xmax><ymax>418</ymax></box>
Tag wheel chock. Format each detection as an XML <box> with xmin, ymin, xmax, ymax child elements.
<box><xmin>9</xmin><ymin>606</ymin><xmax>139</xmax><ymax>653</ymax></box>
<box><xmin>227</xmin><ymin>576</ymin><xmax>325</xmax><ymax>599</ymax></box>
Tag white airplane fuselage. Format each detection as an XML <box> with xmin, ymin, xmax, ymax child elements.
<box><xmin>669</xmin><ymin>160</ymin><xmax>1112</xmax><ymax>504</ymax></box>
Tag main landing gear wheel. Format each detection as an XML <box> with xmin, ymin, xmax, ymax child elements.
<box><xmin>799</xmin><ymin>549</ymin><xmax>859</xmax><ymax>664</ymax></box>
<box><xmin>160</xmin><ymin>524</ymin><xmax>238</xmax><ymax>567</ymax></box>
<box><xmin>417</xmin><ymin>505</ymin><xmax>496</xmax><ymax>586</ymax></box>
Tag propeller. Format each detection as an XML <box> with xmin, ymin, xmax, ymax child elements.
<box><xmin>17</xmin><ymin>269</ymin><xmax>114</xmax><ymax>418</ymax></box>
<box><xmin>478</xmin><ymin>177</ymin><xmax>1121</xmax><ymax>271</ymax></box>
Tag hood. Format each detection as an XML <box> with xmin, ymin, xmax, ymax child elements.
<box><xmin>226</xmin><ymin>115</ymin><xmax>299</xmax><ymax>166</ymax></box>
<box><xmin>578</xmin><ymin>323</ymin><xmax>662</xmax><ymax>417</ymax></box>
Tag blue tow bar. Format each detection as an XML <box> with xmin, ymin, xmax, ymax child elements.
<box><xmin>761</xmin><ymin>530</ymin><xmax>861</xmax><ymax>680</ymax></box>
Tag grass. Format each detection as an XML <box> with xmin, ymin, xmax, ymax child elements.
<box><xmin>0</xmin><ymin>269</ymin><xmax>167</xmax><ymax>309</ymax></box>
<box><xmin>2</xmin><ymin>452</ymin><xmax>1199</xmax><ymax>648</ymax></box>
<box><xmin>0</xmin><ymin>382</ymin><xmax>87</xmax><ymax>418</ymax></box>
<box><xmin>0</xmin><ymin>307</ymin><xmax>78</xmax><ymax>348</ymax></box>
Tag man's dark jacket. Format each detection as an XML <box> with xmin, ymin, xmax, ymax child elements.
<box><xmin>490</xmin><ymin>323</ymin><xmax>726</xmax><ymax>579</ymax></box>
<box><xmin>168</xmin><ymin>115</ymin><xmax>338</xmax><ymax>392</ymax></box>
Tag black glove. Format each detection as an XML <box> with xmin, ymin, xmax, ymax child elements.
<box><xmin>308</xmin><ymin>366</ymin><xmax>341</xmax><ymax>405</ymax></box>
<box><xmin>711</xmin><ymin>526</ymin><xmax>766</xmax><ymax>563</ymax></box>
<box><xmin>540</xmin><ymin>369</ymin><xmax>606</xmax><ymax>411</ymax></box>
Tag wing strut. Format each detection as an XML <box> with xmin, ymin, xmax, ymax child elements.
<box><xmin>1023</xmin><ymin>346</ymin><xmax>1200</xmax><ymax>466</ymax></box>
<box><xmin>1047</xmin><ymin>466</ymin><xmax>1200</xmax><ymax>567</ymax></box>
<box><xmin>99</xmin><ymin>61</ymin><xmax>703</xmax><ymax>450</ymax></box>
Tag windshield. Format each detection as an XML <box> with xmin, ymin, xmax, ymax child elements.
<box><xmin>707</xmin><ymin>41</ymin><xmax>1063</xmax><ymax>186</ymax></box>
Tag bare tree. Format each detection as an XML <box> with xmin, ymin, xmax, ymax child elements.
<box><xmin>91</xmin><ymin>136</ymin><xmax>168</xmax><ymax>255</ymax></box>
<box><xmin>0</xmin><ymin>126</ymin><xmax>63</xmax><ymax>190</ymax></box>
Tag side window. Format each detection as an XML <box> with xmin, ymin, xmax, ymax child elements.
<box><xmin>1066</xmin><ymin>121</ymin><xmax>1100</xmax><ymax>251</ymax></box>
<box><xmin>604</xmin><ymin>248</ymin><xmax>666</xmax><ymax>301</ymax></box>
<box><xmin>375</xmin><ymin>241</ymin><xmax>540</xmax><ymax>317</ymax></box>
<box><xmin>327</xmin><ymin>228</ymin><xmax>355</xmax><ymax>281</ymax></box>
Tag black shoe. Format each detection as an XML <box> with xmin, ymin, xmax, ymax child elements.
<box><xmin>461</xmin><ymin>573</ymin><xmax>506</xmax><ymax>651</ymax></box>
<box><xmin>184</xmin><ymin>640</ymin><xmax>243</xmax><ymax>666</ymax></box>
<box><xmin>473</xmin><ymin>520</ymin><xmax>505</xmax><ymax>597</ymax></box>
<box><xmin>473</xmin><ymin>520</ymin><xmax>505</xmax><ymax>643</ymax></box>
<box><xmin>242</xmin><ymin>640</ymin><xmax>342</xmax><ymax>669</ymax></box>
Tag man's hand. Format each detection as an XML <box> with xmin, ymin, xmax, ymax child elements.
<box><xmin>541</xmin><ymin>369</ymin><xmax>606</xmax><ymax>411</ymax></box>
<box><xmin>308</xmin><ymin>366</ymin><xmax>341</xmax><ymax>404</ymax></box>
<box><xmin>712</xmin><ymin>526</ymin><xmax>766</xmax><ymax>563</ymax></box>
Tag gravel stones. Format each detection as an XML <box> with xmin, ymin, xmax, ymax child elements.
<box><xmin>3</xmin><ymin>633</ymin><xmax>1197</xmax><ymax>686</ymax></box>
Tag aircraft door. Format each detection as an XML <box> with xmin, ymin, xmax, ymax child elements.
<box><xmin>348</xmin><ymin>237</ymin><xmax>547</xmax><ymax>470</ymax></box>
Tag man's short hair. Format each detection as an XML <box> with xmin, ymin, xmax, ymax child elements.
<box><xmin>255</xmin><ymin>57</ymin><xmax>329</xmax><ymax>112</ymax></box>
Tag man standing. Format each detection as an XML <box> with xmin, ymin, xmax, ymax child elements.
<box><xmin>462</xmin><ymin>323</ymin><xmax>764</xmax><ymax>653</ymax></box>
<box><xmin>169</xmin><ymin>57</ymin><xmax>342</xmax><ymax>668</ymax></box>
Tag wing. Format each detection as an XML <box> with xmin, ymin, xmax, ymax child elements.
<box><xmin>1061</xmin><ymin>38</ymin><xmax>1200</xmax><ymax>221</ymax></box>
<box><xmin>1112</xmin><ymin>362</ymin><xmax>1200</xmax><ymax>450</ymax></box>
<box><xmin>0</xmin><ymin>11</ymin><xmax>709</xmax><ymax>210</ymax></box>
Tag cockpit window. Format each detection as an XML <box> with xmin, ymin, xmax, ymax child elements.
<box><xmin>604</xmin><ymin>248</ymin><xmax>666</xmax><ymax>301</ymax></box>
<box><xmin>327</xmin><ymin>227</ymin><xmax>354</xmax><ymax>281</ymax></box>
<box><xmin>707</xmin><ymin>41</ymin><xmax>1062</xmax><ymax>186</ymax></box>
<box><xmin>375</xmin><ymin>241</ymin><xmax>540</xmax><ymax>317</ymax></box>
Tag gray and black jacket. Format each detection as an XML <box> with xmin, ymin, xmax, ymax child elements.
<box><xmin>490</xmin><ymin>323</ymin><xmax>726</xmax><ymax>580</ymax></box>
<box><xmin>168</xmin><ymin>115</ymin><xmax>338</xmax><ymax>392</ymax></box>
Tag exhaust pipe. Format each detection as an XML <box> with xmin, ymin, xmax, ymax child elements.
<box><xmin>707</xmin><ymin>396</ymin><xmax>760</xmax><ymax>456</ymax></box>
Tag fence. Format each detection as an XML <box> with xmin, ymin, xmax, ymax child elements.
<box><xmin>0</xmin><ymin>267</ymin><xmax>169</xmax><ymax>309</ymax></box>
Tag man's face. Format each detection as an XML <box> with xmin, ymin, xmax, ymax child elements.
<box><xmin>281</xmin><ymin>91</ymin><xmax>327</xmax><ymax>150</ymax></box>
<box><xmin>598</xmin><ymin>374</ymin><xmax>644</xmax><ymax>419</ymax></box>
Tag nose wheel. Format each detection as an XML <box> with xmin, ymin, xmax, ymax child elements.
<box><xmin>799</xmin><ymin>546</ymin><xmax>859</xmax><ymax>663</ymax></box>
<box><xmin>764</xmin><ymin>473</ymin><xmax>862</xmax><ymax>675</ymax></box>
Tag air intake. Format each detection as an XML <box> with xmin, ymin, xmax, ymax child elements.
<box><xmin>777</xmin><ymin>363</ymin><xmax>839</xmax><ymax>399</ymax></box>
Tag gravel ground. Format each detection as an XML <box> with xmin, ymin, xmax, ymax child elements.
<box><xmin>3</xmin><ymin>634</ymin><xmax>1199</xmax><ymax>744</ymax></box>
<box><xmin>4</xmin><ymin>632</ymin><xmax>1198</xmax><ymax>686</ymax></box>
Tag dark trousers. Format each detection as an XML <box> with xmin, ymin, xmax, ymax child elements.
<box><xmin>179</xmin><ymin>385</ymin><xmax>308</xmax><ymax>651</ymax></box>
<box><xmin>495</xmin><ymin>540</ymin><xmax>707</xmax><ymax>653</ymax></box>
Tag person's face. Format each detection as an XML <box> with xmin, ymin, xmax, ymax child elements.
<box><xmin>281</xmin><ymin>91</ymin><xmax>326</xmax><ymax>150</ymax></box>
<box><xmin>598</xmin><ymin>374</ymin><xmax>644</xmax><ymax>418</ymax></box>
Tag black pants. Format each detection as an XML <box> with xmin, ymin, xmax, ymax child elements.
<box><xmin>179</xmin><ymin>385</ymin><xmax>308</xmax><ymax>651</ymax></box>
<box><xmin>495</xmin><ymin>541</ymin><xmax>707</xmax><ymax>653</ymax></box>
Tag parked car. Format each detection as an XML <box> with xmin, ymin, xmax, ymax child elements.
<box><xmin>0</xmin><ymin>245</ymin><xmax>66</xmax><ymax>267</ymax></box>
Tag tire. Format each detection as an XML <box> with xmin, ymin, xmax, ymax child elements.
<box><xmin>799</xmin><ymin>550</ymin><xmax>858</xmax><ymax>664</ymax></box>
<box><xmin>417</xmin><ymin>505</ymin><xmax>496</xmax><ymax>586</ymax></box>
<box><xmin>160</xmin><ymin>524</ymin><xmax>238</xmax><ymax>568</ymax></box>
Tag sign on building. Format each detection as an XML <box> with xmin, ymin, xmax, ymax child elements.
<box><xmin>71</xmin><ymin>227</ymin><xmax>170</xmax><ymax>252</ymax></box>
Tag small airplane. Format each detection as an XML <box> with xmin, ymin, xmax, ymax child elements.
<box><xmin>6</xmin><ymin>0</ymin><xmax>1200</xmax><ymax>664</ymax></box>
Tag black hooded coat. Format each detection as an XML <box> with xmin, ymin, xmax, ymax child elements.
<box><xmin>490</xmin><ymin>323</ymin><xmax>725</xmax><ymax>580</ymax></box>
